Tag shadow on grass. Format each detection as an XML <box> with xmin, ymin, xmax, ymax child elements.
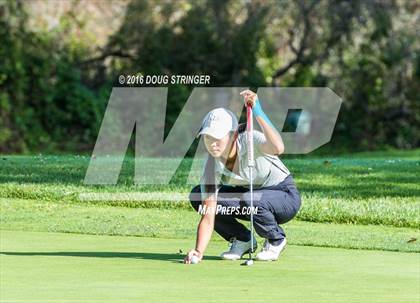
<box><xmin>0</xmin><ymin>251</ymin><xmax>221</xmax><ymax>262</ymax></box>
<box><xmin>1</xmin><ymin>156</ymin><xmax>419</xmax><ymax>199</ymax></box>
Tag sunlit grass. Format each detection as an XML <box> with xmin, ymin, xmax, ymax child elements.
<box><xmin>0</xmin><ymin>149</ymin><xmax>419</xmax><ymax>227</ymax></box>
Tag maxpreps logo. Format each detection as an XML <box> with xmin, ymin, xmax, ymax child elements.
<box><xmin>198</xmin><ymin>205</ymin><xmax>258</xmax><ymax>216</ymax></box>
<box><xmin>83</xmin><ymin>87</ymin><xmax>342</xmax><ymax>186</ymax></box>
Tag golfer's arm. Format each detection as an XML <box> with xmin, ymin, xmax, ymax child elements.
<box><xmin>195</xmin><ymin>196</ymin><xmax>216</xmax><ymax>255</ymax></box>
<box><xmin>255</xmin><ymin>109</ymin><xmax>284</xmax><ymax>155</ymax></box>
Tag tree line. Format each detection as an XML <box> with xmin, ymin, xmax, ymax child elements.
<box><xmin>0</xmin><ymin>0</ymin><xmax>418</xmax><ymax>154</ymax></box>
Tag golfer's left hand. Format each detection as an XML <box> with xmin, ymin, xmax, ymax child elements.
<box><xmin>184</xmin><ymin>249</ymin><xmax>202</xmax><ymax>264</ymax></box>
<box><xmin>240</xmin><ymin>89</ymin><xmax>258</xmax><ymax>107</ymax></box>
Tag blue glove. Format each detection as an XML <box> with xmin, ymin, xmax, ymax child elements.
<box><xmin>252</xmin><ymin>99</ymin><xmax>276</xmax><ymax>130</ymax></box>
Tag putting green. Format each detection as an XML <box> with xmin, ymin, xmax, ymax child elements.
<box><xmin>1</xmin><ymin>230</ymin><xmax>418</xmax><ymax>303</ymax></box>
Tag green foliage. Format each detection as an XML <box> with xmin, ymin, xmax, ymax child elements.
<box><xmin>0</xmin><ymin>1</ymin><xmax>109</xmax><ymax>153</ymax></box>
<box><xmin>0</xmin><ymin>0</ymin><xmax>418</xmax><ymax>153</ymax></box>
<box><xmin>107</xmin><ymin>0</ymin><xmax>269</xmax><ymax>86</ymax></box>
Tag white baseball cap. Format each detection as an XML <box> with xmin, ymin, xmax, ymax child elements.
<box><xmin>197</xmin><ymin>108</ymin><xmax>238</xmax><ymax>139</ymax></box>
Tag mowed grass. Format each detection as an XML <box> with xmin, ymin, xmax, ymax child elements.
<box><xmin>0</xmin><ymin>149</ymin><xmax>419</xmax><ymax>228</ymax></box>
<box><xmin>1</xmin><ymin>230</ymin><xmax>419</xmax><ymax>303</ymax></box>
<box><xmin>0</xmin><ymin>150</ymin><xmax>419</xmax><ymax>302</ymax></box>
<box><xmin>1</xmin><ymin>198</ymin><xmax>419</xmax><ymax>253</ymax></box>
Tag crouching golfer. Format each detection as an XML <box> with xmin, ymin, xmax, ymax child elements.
<box><xmin>184</xmin><ymin>90</ymin><xmax>301</xmax><ymax>264</ymax></box>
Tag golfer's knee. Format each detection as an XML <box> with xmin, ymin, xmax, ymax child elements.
<box><xmin>241</xmin><ymin>192</ymin><xmax>266</xmax><ymax>217</ymax></box>
<box><xmin>241</xmin><ymin>192</ymin><xmax>262</xmax><ymax>207</ymax></box>
<box><xmin>189</xmin><ymin>185</ymin><xmax>201</xmax><ymax>212</ymax></box>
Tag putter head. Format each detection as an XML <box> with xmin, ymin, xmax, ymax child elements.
<box><xmin>241</xmin><ymin>259</ymin><xmax>254</xmax><ymax>266</ymax></box>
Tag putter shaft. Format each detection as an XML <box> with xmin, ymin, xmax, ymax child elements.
<box><xmin>246</xmin><ymin>104</ymin><xmax>254</xmax><ymax>261</ymax></box>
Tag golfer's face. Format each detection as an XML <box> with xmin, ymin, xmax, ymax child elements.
<box><xmin>204</xmin><ymin>134</ymin><xmax>230</xmax><ymax>158</ymax></box>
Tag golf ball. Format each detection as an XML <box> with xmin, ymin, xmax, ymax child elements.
<box><xmin>191</xmin><ymin>255</ymin><xmax>200</xmax><ymax>264</ymax></box>
<box><xmin>246</xmin><ymin>259</ymin><xmax>254</xmax><ymax>266</ymax></box>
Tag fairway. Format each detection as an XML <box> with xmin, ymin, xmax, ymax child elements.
<box><xmin>1</xmin><ymin>230</ymin><xmax>418</xmax><ymax>303</ymax></box>
<box><xmin>1</xmin><ymin>153</ymin><xmax>419</xmax><ymax>302</ymax></box>
<box><xmin>2</xmin><ymin>2</ymin><xmax>419</xmax><ymax>301</ymax></box>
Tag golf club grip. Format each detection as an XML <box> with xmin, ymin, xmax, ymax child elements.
<box><xmin>246</xmin><ymin>105</ymin><xmax>254</xmax><ymax>167</ymax></box>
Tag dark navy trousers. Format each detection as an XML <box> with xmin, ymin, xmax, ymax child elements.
<box><xmin>189</xmin><ymin>174</ymin><xmax>301</xmax><ymax>242</ymax></box>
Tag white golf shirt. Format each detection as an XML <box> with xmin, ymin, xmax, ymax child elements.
<box><xmin>200</xmin><ymin>130</ymin><xmax>290</xmax><ymax>200</ymax></box>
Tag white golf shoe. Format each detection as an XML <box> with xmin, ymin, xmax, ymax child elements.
<box><xmin>255</xmin><ymin>238</ymin><xmax>287</xmax><ymax>261</ymax></box>
<box><xmin>220</xmin><ymin>237</ymin><xmax>258</xmax><ymax>260</ymax></box>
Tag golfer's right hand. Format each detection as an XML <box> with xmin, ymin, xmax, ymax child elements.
<box><xmin>184</xmin><ymin>249</ymin><xmax>202</xmax><ymax>264</ymax></box>
<box><xmin>240</xmin><ymin>89</ymin><xmax>258</xmax><ymax>107</ymax></box>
